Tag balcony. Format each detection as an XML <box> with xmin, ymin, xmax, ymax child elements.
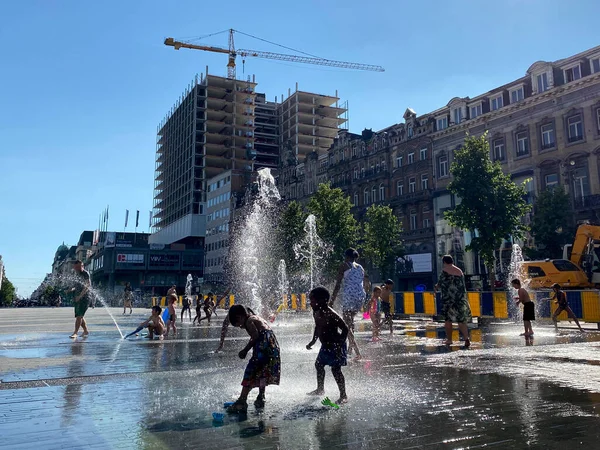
<box><xmin>540</xmin><ymin>142</ymin><xmax>555</xmax><ymax>150</ymax></box>
<box><xmin>574</xmin><ymin>194</ymin><xmax>600</xmax><ymax>210</ymax></box>
<box><xmin>401</xmin><ymin>227</ymin><xmax>435</xmax><ymax>239</ymax></box>
<box><xmin>568</xmin><ymin>134</ymin><xmax>584</xmax><ymax>143</ymax></box>
<box><xmin>389</xmin><ymin>190</ymin><xmax>432</xmax><ymax>205</ymax></box>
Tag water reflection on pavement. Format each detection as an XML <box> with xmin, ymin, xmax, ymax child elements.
<box><xmin>1</xmin><ymin>308</ymin><xmax>600</xmax><ymax>449</ymax></box>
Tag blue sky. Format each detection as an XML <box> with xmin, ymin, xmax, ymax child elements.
<box><xmin>1</xmin><ymin>0</ymin><xmax>599</xmax><ymax>296</ymax></box>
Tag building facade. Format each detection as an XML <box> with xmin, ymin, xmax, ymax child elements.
<box><xmin>431</xmin><ymin>45</ymin><xmax>600</xmax><ymax>287</ymax></box>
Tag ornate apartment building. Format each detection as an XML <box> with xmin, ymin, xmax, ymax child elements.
<box><xmin>431</xmin><ymin>45</ymin><xmax>600</xmax><ymax>288</ymax></box>
<box><xmin>277</xmin><ymin>44</ymin><xmax>600</xmax><ymax>290</ymax></box>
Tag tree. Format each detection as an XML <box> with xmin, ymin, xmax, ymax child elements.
<box><xmin>307</xmin><ymin>183</ymin><xmax>358</xmax><ymax>276</ymax></box>
<box><xmin>445</xmin><ymin>133</ymin><xmax>531</xmax><ymax>288</ymax></box>
<box><xmin>278</xmin><ymin>201</ymin><xmax>308</xmax><ymax>274</ymax></box>
<box><xmin>529</xmin><ymin>186</ymin><xmax>575</xmax><ymax>259</ymax></box>
<box><xmin>362</xmin><ymin>204</ymin><xmax>404</xmax><ymax>279</ymax></box>
<box><xmin>0</xmin><ymin>274</ymin><xmax>16</xmax><ymax>307</ymax></box>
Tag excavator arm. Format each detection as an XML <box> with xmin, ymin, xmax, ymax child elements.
<box><xmin>569</xmin><ymin>224</ymin><xmax>600</xmax><ymax>282</ymax></box>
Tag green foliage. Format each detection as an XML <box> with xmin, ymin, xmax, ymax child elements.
<box><xmin>362</xmin><ymin>204</ymin><xmax>404</xmax><ymax>279</ymax></box>
<box><xmin>278</xmin><ymin>201</ymin><xmax>308</xmax><ymax>274</ymax></box>
<box><xmin>0</xmin><ymin>274</ymin><xmax>17</xmax><ymax>307</ymax></box>
<box><xmin>530</xmin><ymin>186</ymin><xmax>575</xmax><ymax>259</ymax></box>
<box><xmin>445</xmin><ymin>134</ymin><xmax>532</xmax><ymax>282</ymax></box>
<box><xmin>307</xmin><ymin>183</ymin><xmax>358</xmax><ymax>276</ymax></box>
<box><xmin>42</xmin><ymin>284</ymin><xmax>62</xmax><ymax>306</ymax></box>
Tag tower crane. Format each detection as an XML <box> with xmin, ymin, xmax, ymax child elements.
<box><xmin>164</xmin><ymin>29</ymin><xmax>384</xmax><ymax>79</ymax></box>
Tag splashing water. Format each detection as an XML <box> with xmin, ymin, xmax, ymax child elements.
<box><xmin>184</xmin><ymin>273</ymin><xmax>193</xmax><ymax>302</ymax></box>
<box><xmin>231</xmin><ymin>168</ymin><xmax>281</xmax><ymax>315</ymax></box>
<box><xmin>293</xmin><ymin>214</ymin><xmax>330</xmax><ymax>291</ymax></box>
<box><xmin>278</xmin><ymin>260</ymin><xmax>288</xmax><ymax>309</ymax></box>
<box><xmin>37</xmin><ymin>273</ymin><xmax>125</xmax><ymax>338</ymax></box>
<box><xmin>507</xmin><ymin>243</ymin><xmax>527</xmax><ymax>321</ymax></box>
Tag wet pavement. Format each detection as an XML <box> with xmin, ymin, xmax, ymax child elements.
<box><xmin>1</xmin><ymin>307</ymin><xmax>600</xmax><ymax>449</ymax></box>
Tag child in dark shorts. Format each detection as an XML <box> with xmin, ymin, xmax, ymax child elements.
<box><xmin>165</xmin><ymin>294</ymin><xmax>177</xmax><ymax>337</ymax></box>
<box><xmin>550</xmin><ymin>283</ymin><xmax>585</xmax><ymax>332</ymax></box>
<box><xmin>380</xmin><ymin>279</ymin><xmax>394</xmax><ymax>335</ymax></box>
<box><xmin>306</xmin><ymin>286</ymin><xmax>349</xmax><ymax>404</ymax></box>
<box><xmin>511</xmin><ymin>279</ymin><xmax>534</xmax><ymax>337</ymax></box>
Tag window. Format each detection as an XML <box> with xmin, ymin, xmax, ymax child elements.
<box><xmin>592</xmin><ymin>57</ymin><xmax>600</xmax><ymax>74</ymax></box>
<box><xmin>372</xmin><ymin>186</ymin><xmax>377</xmax><ymax>202</ymax></box>
<box><xmin>407</xmin><ymin>125</ymin><xmax>414</xmax><ymax>138</ymax></box>
<box><xmin>438</xmin><ymin>155</ymin><xmax>449</xmax><ymax>177</ymax></box>
<box><xmin>572</xmin><ymin>167</ymin><xmax>590</xmax><ymax>200</ymax></box>
<box><xmin>537</xmin><ymin>72</ymin><xmax>549</xmax><ymax>93</ymax></box>
<box><xmin>352</xmin><ymin>146</ymin><xmax>357</xmax><ymax>158</ymax></box>
<box><xmin>545</xmin><ymin>173</ymin><xmax>559</xmax><ymax>188</ymax></box>
<box><xmin>354</xmin><ymin>193</ymin><xmax>359</xmax><ymax>206</ymax></box>
<box><xmin>597</xmin><ymin>108</ymin><xmax>600</xmax><ymax>132</ymax></box>
<box><xmin>564</xmin><ymin>65</ymin><xmax>581</xmax><ymax>83</ymax></box>
<box><xmin>452</xmin><ymin>108</ymin><xmax>462</xmax><ymax>125</ymax></box>
<box><xmin>396</xmin><ymin>181</ymin><xmax>403</xmax><ymax>196</ymax></box>
<box><xmin>420</xmin><ymin>148</ymin><xmax>427</xmax><ymax>160</ymax></box>
<box><xmin>510</xmin><ymin>87</ymin><xmax>524</xmax><ymax>103</ymax></box>
<box><xmin>421</xmin><ymin>174</ymin><xmax>428</xmax><ymax>190</ymax></box>
<box><xmin>409</xmin><ymin>177</ymin><xmax>416</xmax><ymax>193</ymax></box>
<box><xmin>490</xmin><ymin>95</ymin><xmax>503</xmax><ymax>111</ymax></box>
<box><xmin>361</xmin><ymin>167</ymin><xmax>365</xmax><ymax>178</ymax></box>
<box><xmin>408</xmin><ymin>153</ymin><xmax>414</xmax><ymax>164</ymax></box>
<box><xmin>540</xmin><ymin>123</ymin><xmax>555</xmax><ymax>149</ymax></box>
<box><xmin>515</xmin><ymin>131</ymin><xmax>529</xmax><ymax>157</ymax></box>
<box><xmin>567</xmin><ymin>114</ymin><xmax>583</xmax><ymax>142</ymax></box>
<box><xmin>492</xmin><ymin>139</ymin><xmax>505</xmax><ymax>161</ymax></box>
<box><xmin>470</xmin><ymin>104</ymin><xmax>482</xmax><ymax>119</ymax></box>
<box><xmin>364</xmin><ymin>189</ymin><xmax>370</xmax><ymax>205</ymax></box>
<box><xmin>423</xmin><ymin>218</ymin><xmax>431</xmax><ymax>228</ymax></box>
<box><xmin>354</xmin><ymin>168</ymin><xmax>359</xmax><ymax>179</ymax></box>
<box><xmin>379</xmin><ymin>184</ymin><xmax>385</xmax><ymax>201</ymax></box>
<box><xmin>396</xmin><ymin>156</ymin><xmax>403</xmax><ymax>168</ymax></box>
<box><xmin>553</xmin><ymin>260</ymin><xmax>580</xmax><ymax>272</ymax></box>
<box><xmin>410</xmin><ymin>212</ymin><xmax>417</xmax><ymax>230</ymax></box>
<box><xmin>437</xmin><ymin>116</ymin><xmax>448</xmax><ymax>130</ymax></box>
<box><xmin>527</xmin><ymin>266</ymin><xmax>546</xmax><ymax>278</ymax></box>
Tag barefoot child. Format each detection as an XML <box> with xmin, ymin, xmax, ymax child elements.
<box><xmin>306</xmin><ymin>286</ymin><xmax>349</xmax><ymax>405</ymax></box>
<box><xmin>193</xmin><ymin>293</ymin><xmax>203</xmax><ymax>325</ymax></box>
<box><xmin>550</xmin><ymin>283</ymin><xmax>585</xmax><ymax>332</ymax></box>
<box><xmin>165</xmin><ymin>294</ymin><xmax>177</xmax><ymax>337</ymax></box>
<box><xmin>226</xmin><ymin>305</ymin><xmax>281</xmax><ymax>413</ymax></box>
<box><xmin>380</xmin><ymin>279</ymin><xmax>394</xmax><ymax>335</ymax></box>
<box><xmin>139</xmin><ymin>305</ymin><xmax>165</xmax><ymax>339</ymax></box>
<box><xmin>365</xmin><ymin>286</ymin><xmax>382</xmax><ymax>342</ymax></box>
<box><xmin>203</xmin><ymin>292</ymin><xmax>216</xmax><ymax>324</ymax></box>
<box><xmin>511</xmin><ymin>279</ymin><xmax>534</xmax><ymax>337</ymax></box>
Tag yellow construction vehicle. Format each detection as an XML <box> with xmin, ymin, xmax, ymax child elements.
<box><xmin>522</xmin><ymin>224</ymin><xmax>600</xmax><ymax>289</ymax></box>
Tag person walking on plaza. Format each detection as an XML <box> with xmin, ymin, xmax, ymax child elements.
<box><xmin>123</xmin><ymin>282</ymin><xmax>133</xmax><ymax>315</ymax></box>
<box><xmin>331</xmin><ymin>248</ymin><xmax>365</xmax><ymax>359</ymax></box>
<box><xmin>70</xmin><ymin>260</ymin><xmax>91</xmax><ymax>338</ymax></box>
<box><xmin>380</xmin><ymin>279</ymin><xmax>395</xmax><ymax>336</ymax></box>
<box><xmin>550</xmin><ymin>283</ymin><xmax>585</xmax><ymax>332</ymax></box>
<box><xmin>164</xmin><ymin>294</ymin><xmax>178</xmax><ymax>337</ymax></box>
<box><xmin>306</xmin><ymin>286</ymin><xmax>349</xmax><ymax>404</ymax></box>
<box><xmin>181</xmin><ymin>293</ymin><xmax>192</xmax><ymax>322</ymax></box>
<box><xmin>434</xmin><ymin>255</ymin><xmax>471</xmax><ymax>348</ymax></box>
<box><xmin>511</xmin><ymin>279</ymin><xmax>534</xmax><ymax>337</ymax></box>
<box><xmin>167</xmin><ymin>284</ymin><xmax>177</xmax><ymax>298</ymax></box>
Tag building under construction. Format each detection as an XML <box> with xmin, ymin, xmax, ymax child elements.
<box><xmin>150</xmin><ymin>69</ymin><xmax>346</xmax><ymax>245</ymax></box>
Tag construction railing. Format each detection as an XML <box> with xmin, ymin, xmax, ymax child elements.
<box><xmin>149</xmin><ymin>290</ymin><xmax>600</xmax><ymax>325</ymax></box>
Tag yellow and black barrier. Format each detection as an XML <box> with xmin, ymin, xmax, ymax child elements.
<box><xmin>150</xmin><ymin>290</ymin><xmax>600</xmax><ymax>323</ymax></box>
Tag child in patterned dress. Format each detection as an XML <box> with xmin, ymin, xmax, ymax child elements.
<box><xmin>226</xmin><ymin>305</ymin><xmax>281</xmax><ymax>413</ymax></box>
<box><xmin>307</xmin><ymin>286</ymin><xmax>349</xmax><ymax>404</ymax></box>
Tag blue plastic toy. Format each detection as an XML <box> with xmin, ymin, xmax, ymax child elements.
<box><xmin>124</xmin><ymin>325</ymin><xmax>144</xmax><ymax>339</ymax></box>
<box><xmin>162</xmin><ymin>308</ymin><xmax>170</xmax><ymax>323</ymax></box>
<box><xmin>212</xmin><ymin>412</ymin><xmax>225</xmax><ymax>422</ymax></box>
<box><xmin>321</xmin><ymin>397</ymin><xmax>340</xmax><ymax>410</ymax></box>
<box><xmin>223</xmin><ymin>401</ymin><xmax>235</xmax><ymax>408</ymax></box>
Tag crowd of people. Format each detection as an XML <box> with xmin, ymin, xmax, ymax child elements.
<box><xmin>66</xmin><ymin>249</ymin><xmax>585</xmax><ymax>411</ymax></box>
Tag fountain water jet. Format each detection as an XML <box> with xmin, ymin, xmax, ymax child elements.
<box><xmin>293</xmin><ymin>214</ymin><xmax>330</xmax><ymax>291</ymax></box>
<box><xmin>230</xmin><ymin>168</ymin><xmax>282</xmax><ymax>315</ymax></box>
<box><xmin>507</xmin><ymin>243</ymin><xmax>527</xmax><ymax>321</ymax></box>
<box><xmin>277</xmin><ymin>259</ymin><xmax>288</xmax><ymax>309</ymax></box>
